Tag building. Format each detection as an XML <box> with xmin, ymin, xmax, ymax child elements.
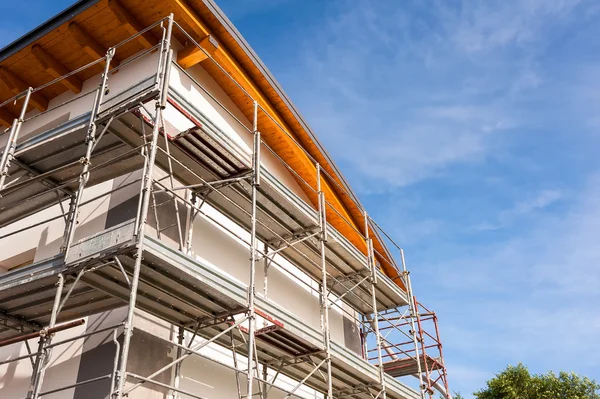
<box><xmin>0</xmin><ymin>1</ymin><xmax>449</xmax><ymax>398</ymax></box>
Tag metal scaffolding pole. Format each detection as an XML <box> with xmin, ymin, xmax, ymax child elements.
<box><xmin>61</xmin><ymin>48</ymin><xmax>115</xmax><ymax>259</ymax></box>
<box><xmin>26</xmin><ymin>273</ymin><xmax>64</xmax><ymax>399</ymax></box>
<box><xmin>184</xmin><ymin>192</ymin><xmax>198</xmax><ymax>255</ymax></box>
<box><xmin>160</xmin><ymin>108</ymin><xmax>185</xmax><ymax>250</ymax></box>
<box><xmin>0</xmin><ymin>88</ymin><xmax>32</xmax><ymax>191</ymax></box>
<box><xmin>171</xmin><ymin>326</ymin><xmax>184</xmax><ymax>399</ymax></box>
<box><xmin>246</xmin><ymin>99</ymin><xmax>260</xmax><ymax>399</ymax></box>
<box><xmin>432</xmin><ymin>311</ymin><xmax>450</xmax><ymax>398</ymax></box>
<box><xmin>400</xmin><ymin>250</ymin><xmax>426</xmax><ymax>399</ymax></box>
<box><xmin>113</xmin><ymin>14</ymin><xmax>174</xmax><ymax>399</ymax></box>
<box><xmin>415</xmin><ymin>308</ymin><xmax>433</xmax><ymax>398</ymax></box>
<box><xmin>316</xmin><ymin>164</ymin><xmax>333</xmax><ymax>399</ymax></box>
<box><xmin>365</xmin><ymin>213</ymin><xmax>387</xmax><ymax>399</ymax></box>
<box><xmin>19</xmin><ymin>37</ymin><xmax>113</xmax><ymax>399</ymax></box>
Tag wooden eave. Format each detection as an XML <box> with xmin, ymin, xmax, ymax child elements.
<box><xmin>0</xmin><ymin>0</ymin><xmax>404</xmax><ymax>291</ymax></box>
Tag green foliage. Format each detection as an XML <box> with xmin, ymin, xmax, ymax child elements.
<box><xmin>474</xmin><ymin>364</ymin><xmax>600</xmax><ymax>399</ymax></box>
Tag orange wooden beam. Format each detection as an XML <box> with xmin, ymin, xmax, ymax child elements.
<box><xmin>177</xmin><ymin>35</ymin><xmax>218</xmax><ymax>69</ymax></box>
<box><xmin>31</xmin><ymin>45</ymin><xmax>83</xmax><ymax>94</ymax></box>
<box><xmin>0</xmin><ymin>66</ymin><xmax>49</xmax><ymax>112</ymax></box>
<box><xmin>68</xmin><ymin>22</ymin><xmax>121</xmax><ymax>68</ymax></box>
<box><xmin>108</xmin><ymin>0</ymin><xmax>158</xmax><ymax>49</ymax></box>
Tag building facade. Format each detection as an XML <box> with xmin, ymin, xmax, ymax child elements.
<box><xmin>0</xmin><ymin>1</ymin><xmax>449</xmax><ymax>398</ymax></box>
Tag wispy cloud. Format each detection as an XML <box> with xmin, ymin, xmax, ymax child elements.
<box><xmin>474</xmin><ymin>188</ymin><xmax>564</xmax><ymax>231</ymax></box>
<box><xmin>438</xmin><ymin>0</ymin><xmax>582</xmax><ymax>54</ymax></box>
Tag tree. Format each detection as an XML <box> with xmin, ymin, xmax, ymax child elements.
<box><xmin>474</xmin><ymin>364</ymin><xmax>600</xmax><ymax>399</ymax></box>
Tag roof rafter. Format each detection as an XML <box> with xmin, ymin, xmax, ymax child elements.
<box><xmin>31</xmin><ymin>44</ymin><xmax>83</xmax><ymax>94</ymax></box>
<box><xmin>68</xmin><ymin>22</ymin><xmax>121</xmax><ymax>69</ymax></box>
<box><xmin>178</xmin><ymin>35</ymin><xmax>218</xmax><ymax>69</ymax></box>
<box><xmin>0</xmin><ymin>66</ymin><xmax>49</xmax><ymax>112</ymax></box>
<box><xmin>108</xmin><ymin>0</ymin><xmax>158</xmax><ymax>50</ymax></box>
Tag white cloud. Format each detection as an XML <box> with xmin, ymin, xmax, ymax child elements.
<box><xmin>474</xmin><ymin>188</ymin><xmax>564</xmax><ymax>231</ymax></box>
<box><xmin>437</xmin><ymin>0</ymin><xmax>582</xmax><ymax>55</ymax></box>
<box><xmin>513</xmin><ymin>189</ymin><xmax>563</xmax><ymax>213</ymax></box>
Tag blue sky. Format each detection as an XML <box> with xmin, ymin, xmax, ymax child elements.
<box><xmin>2</xmin><ymin>0</ymin><xmax>600</xmax><ymax>397</ymax></box>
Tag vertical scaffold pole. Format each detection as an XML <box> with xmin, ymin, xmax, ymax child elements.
<box><xmin>27</xmin><ymin>273</ymin><xmax>64</xmax><ymax>399</ymax></box>
<box><xmin>262</xmin><ymin>243</ymin><xmax>269</xmax><ymax>398</ymax></box>
<box><xmin>113</xmin><ymin>14</ymin><xmax>174</xmax><ymax>399</ymax></box>
<box><xmin>61</xmin><ymin>47</ymin><xmax>115</xmax><ymax>259</ymax></box>
<box><xmin>316</xmin><ymin>164</ymin><xmax>333</xmax><ymax>399</ymax></box>
<box><xmin>0</xmin><ymin>87</ymin><xmax>32</xmax><ymax>191</ymax></box>
<box><xmin>172</xmin><ymin>326</ymin><xmax>184</xmax><ymax>399</ymax></box>
<box><xmin>400</xmin><ymin>249</ymin><xmax>426</xmax><ymax>399</ymax></box>
<box><xmin>364</xmin><ymin>213</ymin><xmax>387</xmax><ymax>399</ymax></box>
<box><xmin>415</xmin><ymin>302</ymin><xmax>432</xmax><ymax>398</ymax></box>
<box><xmin>246</xmin><ymin>100</ymin><xmax>260</xmax><ymax>398</ymax></box>
<box><xmin>432</xmin><ymin>311</ymin><xmax>450</xmax><ymax>398</ymax></box>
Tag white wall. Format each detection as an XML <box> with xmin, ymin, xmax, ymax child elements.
<box><xmin>0</xmin><ymin>180</ymin><xmax>113</xmax><ymax>271</ymax></box>
<box><xmin>0</xmin><ymin>322</ymin><xmax>88</xmax><ymax>398</ymax></box>
<box><xmin>0</xmin><ymin>309</ymin><xmax>175</xmax><ymax>399</ymax></box>
<box><xmin>174</xmin><ymin>336</ymin><xmax>321</xmax><ymax>399</ymax></box>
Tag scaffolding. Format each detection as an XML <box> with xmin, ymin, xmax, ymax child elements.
<box><xmin>0</xmin><ymin>15</ymin><xmax>449</xmax><ymax>399</ymax></box>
